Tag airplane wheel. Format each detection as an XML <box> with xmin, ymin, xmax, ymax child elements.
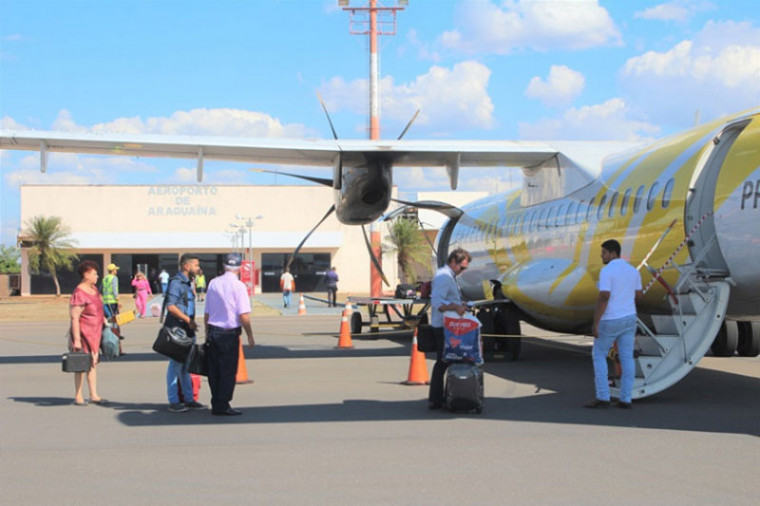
<box><xmin>711</xmin><ymin>320</ymin><xmax>739</xmax><ymax>357</ymax></box>
<box><xmin>737</xmin><ymin>321</ymin><xmax>760</xmax><ymax>357</ymax></box>
<box><xmin>350</xmin><ymin>312</ymin><xmax>363</xmax><ymax>335</ymax></box>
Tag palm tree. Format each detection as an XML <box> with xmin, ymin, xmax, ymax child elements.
<box><xmin>22</xmin><ymin>216</ymin><xmax>78</xmax><ymax>296</ymax></box>
<box><xmin>384</xmin><ymin>217</ymin><xmax>431</xmax><ymax>284</ymax></box>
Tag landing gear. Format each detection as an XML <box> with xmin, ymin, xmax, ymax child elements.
<box><xmin>711</xmin><ymin>320</ymin><xmax>738</xmax><ymax>356</ymax></box>
<box><xmin>737</xmin><ymin>321</ymin><xmax>760</xmax><ymax>357</ymax></box>
<box><xmin>476</xmin><ymin>303</ymin><xmax>522</xmax><ymax>361</ymax></box>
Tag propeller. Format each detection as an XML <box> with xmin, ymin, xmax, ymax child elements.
<box><xmin>361</xmin><ymin>224</ymin><xmax>390</xmax><ymax>286</ymax></box>
<box><xmin>397</xmin><ymin>109</ymin><xmax>420</xmax><ymax>141</ymax></box>
<box><xmin>261</xmin><ymin>93</ymin><xmax>390</xmax><ymax>287</ymax></box>
<box><xmin>286</xmin><ymin>205</ymin><xmax>336</xmax><ymax>271</ymax></box>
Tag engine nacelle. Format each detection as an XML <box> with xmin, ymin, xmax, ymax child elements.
<box><xmin>333</xmin><ymin>159</ymin><xmax>393</xmax><ymax>225</ymax></box>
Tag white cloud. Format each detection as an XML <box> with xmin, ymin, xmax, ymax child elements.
<box><xmin>519</xmin><ymin>98</ymin><xmax>661</xmax><ymax>141</ymax></box>
<box><xmin>47</xmin><ymin>108</ymin><xmax>310</xmax><ymax>138</ymax></box>
<box><xmin>634</xmin><ymin>1</ymin><xmax>715</xmax><ymax>22</ymax></box>
<box><xmin>1</xmin><ymin>116</ymin><xmax>27</xmax><ymax>130</ymax></box>
<box><xmin>439</xmin><ymin>0</ymin><xmax>621</xmax><ymax>54</ymax></box>
<box><xmin>320</xmin><ymin>60</ymin><xmax>495</xmax><ymax>133</ymax></box>
<box><xmin>621</xmin><ymin>20</ymin><xmax>760</xmax><ymax>124</ymax></box>
<box><xmin>525</xmin><ymin>65</ymin><xmax>585</xmax><ymax>107</ymax></box>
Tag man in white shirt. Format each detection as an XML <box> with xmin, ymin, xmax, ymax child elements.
<box><xmin>586</xmin><ymin>239</ymin><xmax>643</xmax><ymax>409</ymax></box>
<box><xmin>280</xmin><ymin>268</ymin><xmax>295</xmax><ymax>308</ymax></box>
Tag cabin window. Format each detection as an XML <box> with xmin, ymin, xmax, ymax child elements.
<box><xmin>546</xmin><ymin>206</ymin><xmax>557</xmax><ymax>227</ymax></box>
<box><xmin>620</xmin><ymin>188</ymin><xmax>632</xmax><ymax>216</ymax></box>
<box><xmin>633</xmin><ymin>185</ymin><xmax>645</xmax><ymax>213</ymax></box>
<box><xmin>556</xmin><ymin>203</ymin><xmax>566</xmax><ymax>226</ymax></box>
<box><xmin>506</xmin><ymin>217</ymin><xmax>513</xmax><ymax>236</ymax></box>
<box><xmin>596</xmin><ymin>194</ymin><xmax>608</xmax><ymax>221</ymax></box>
<box><xmin>662</xmin><ymin>178</ymin><xmax>675</xmax><ymax>208</ymax></box>
<box><xmin>586</xmin><ymin>197</ymin><xmax>596</xmax><ymax>222</ymax></box>
<box><xmin>647</xmin><ymin>182</ymin><xmax>660</xmax><ymax>211</ymax></box>
<box><xmin>537</xmin><ymin>207</ymin><xmax>547</xmax><ymax>229</ymax></box>
<box><xmin>566</xmin><ymin>201</ymin><xmax>577</xmax><ymax>225</ymax></box>
<box><xmin>608</xmin><ymin>192</ymin><xmax>619</xmax><ymax>218</ymax></box>
<box><xmin>578</xmin><ymin>200</ymin><xmax>587</xmax><ymax>224</ymax></box>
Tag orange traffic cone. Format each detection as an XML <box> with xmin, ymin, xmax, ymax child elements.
<box><xmin>298</xmin><ymin>293</ymin><xmax>307</xmax><ymax>315</ymax></box>
<box><xmin>336</xmin><ymin>304</ymin><xmax>355</xmax><ymax>349</ymax></box>
<box><xmin>404</xmin><ymin>328</ymin><xmax>429</xmax><ymax>385</ymax></box>
<box><xmin>235</xmin><ymin>339</ymin><xmax>253</xmax><ymax>384</ymax></box>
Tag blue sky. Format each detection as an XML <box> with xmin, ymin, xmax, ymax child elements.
<box><xmin>1</xmin><ymin>0</ymin><xmax>759</xmax><ymax>245</ymax></box>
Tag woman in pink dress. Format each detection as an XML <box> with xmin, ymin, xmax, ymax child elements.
<box><xmin>131</xmin><ymin>271</ymin><xmax>152</xmax><ymax>318</ymax></box>
<box><xmin>69</xmin><ymin>260</ymin><xmax>109</xmax><ymax>406</ymax></box>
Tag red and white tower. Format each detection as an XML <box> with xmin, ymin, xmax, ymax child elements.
<box><xmin>341</xmin><ymin>0</ymin><xmax>406</xmax><ymax>297</ymax></box>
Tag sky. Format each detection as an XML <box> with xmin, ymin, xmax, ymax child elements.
<box><xmin>1</xmin><ymin>0</ymin><xmax>759</xmax><ymax>246</ymax></box>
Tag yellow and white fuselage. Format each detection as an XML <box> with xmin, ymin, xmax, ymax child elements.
<box><xmin>449</xmin><ymin>108</ymin><xmax>760</xmax><ymax>335</ymax></box>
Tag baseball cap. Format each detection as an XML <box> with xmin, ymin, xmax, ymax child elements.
<box><xmin>224</xmin><ymin>253</ymin><xmax>242</xmax><ymax>269</ymax></box>
<box><xmin>107</xmin><ymin>263</ymin><xmax>120</xmax><ymax>271</ymax></box>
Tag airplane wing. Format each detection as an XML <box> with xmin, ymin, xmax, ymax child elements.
<box><xmin>0</xmin><ymin>130</ymin><xmax>637</xmax><ymax>194</ymax></box>
<box><xmin>0</xmin><ymin>129</ymin><xmax>557</xmax><ymax>171</ymax></box>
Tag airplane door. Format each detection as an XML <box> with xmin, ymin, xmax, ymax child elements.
<box><xmin>684</xmin><ymin>122</ymin><xmax>749</xmax><ymax>274</ymax></box>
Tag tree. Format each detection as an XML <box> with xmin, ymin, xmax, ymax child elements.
<box><xmin>23</xmin><ymin>216</ymin><xmax>78</xmax><ymax>296</ymax></box>
<box><xmin>384</xmin><ymin>217</ymin><xmax>431</xmax><ymax>284</ymax></box>
<box><xmin>0</xmin><ymin>245</ymin><xmax>21</xmax><ymax>273</ymax></box>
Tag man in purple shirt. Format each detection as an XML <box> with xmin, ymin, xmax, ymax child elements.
<box><xmin>204</xmin><ymin>253</ymin><xmax>255</xmax><ymax>416</ymax></box>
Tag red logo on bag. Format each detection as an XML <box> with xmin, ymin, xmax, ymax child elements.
<box><xmin>444</xmin><ymin>316</ymin><xmax>479</xmax><ymax>336</ymax></box>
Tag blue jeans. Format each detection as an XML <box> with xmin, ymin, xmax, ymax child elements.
<box><xmin>167</xmin><ymin>354</ymin><xmax>194</xmax><ymax>404</ymax></box>
<box><xmin>283</xmin><ymin>290</ymin><xmax>292</xmax><ymax>308</ymax></box>
<box><xmin>593</xmin><ymin>315</ymin><xmax>637</xmax><ymax>403</ymax></box>
<box><xmin>161</xmin><ymin>282</ymin><xmax>168</xmax><ymax>294</ymax></box>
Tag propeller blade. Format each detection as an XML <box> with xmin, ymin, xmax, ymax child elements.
<box><xmin>316</xmin><ymin>92</ymin><xmax>339</xmax><ymax>141</ymax></box>
<box><xmin>286</xmin><ymin>205</ymin><xmax>336</xmax><ymax>271</ymax></box>
<box><xmin>362</xmin><ymin>224</ymin><xmax>390</xmax><ymax>287</ymax></box>
<box><xmin>250</xmin><ymin>168</ymin><xmax>333</xmax><ymax>187</ymax></box>
<box><xmin>397</xmin><ymin>109</ymin><xmax>420</xmax><ymax>140</ymax></box>
<box><xmin>415</xmin><ymin>218</ymin><xmax>437</xmax><ymax>253</ymax></box>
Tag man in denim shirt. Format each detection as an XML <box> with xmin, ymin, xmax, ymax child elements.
<box><xmin>164</xmin><ymin>253</ymin><xmax>205</xmax><ymax>413</ymax></box>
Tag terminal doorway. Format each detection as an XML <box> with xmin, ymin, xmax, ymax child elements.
<box><xmin>261</xmin><ymin>253</ymin><xmax>330</xmax><ymax>293</ymax></box>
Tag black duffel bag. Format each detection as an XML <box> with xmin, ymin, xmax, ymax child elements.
<box><xmin>152</xmin><ymin>326</ymin><xmax>194</xmax><ymax>362</ymax></box>
<box><xmin>187</xmin><ymin>342</ymin><xmax>209</xmax><ymax>376</ymax></box>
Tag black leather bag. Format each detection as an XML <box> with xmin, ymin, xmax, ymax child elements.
<box><xmin>187</xmin><ymin>342</ymin><xmax>209</xmax><ymax>376</ymax></box>
<box><xmin>152</xmin><ymin>326</ymin><xmax>194</xmax><ymax>362</ymax></box>
<box><xmin>62</xmin><ymin>352</ymin><xmax>92</xmax><ymax>373</ymax></box>
<box><xmin>417</xmin><ymin>324</ymin><xmax>437</xmax><ymax>353</ymax></box>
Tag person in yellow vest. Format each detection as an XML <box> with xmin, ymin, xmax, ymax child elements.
<box><xmin>194</xmin><ymin>269</ymin><xmax>206</xmax><ymax>302</ymax></box>
<box><xmin>102</xmin><ymin>263</ymin><xmax>121</xmax><ymax>319</ymax></box>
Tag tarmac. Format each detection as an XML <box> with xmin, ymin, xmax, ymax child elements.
<box><xmin>1</xmin><ymin>300</ymin><xmax>759</xmax><ymax>505</ymax></box>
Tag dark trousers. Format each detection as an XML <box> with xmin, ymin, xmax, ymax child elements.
<box><xmin>428</xmin><ymin>327</ymin><xmax>450</xmax><ymax>406</ymax></box>
<box><xmin>327</xmin><ymin>286</ymin><xmax>337</xmax><ymax>307</ymax></box>
<box><xmin>207</xmin><ymin>325</ymin><xmax>241</xmax><ymax>412</ymax></box>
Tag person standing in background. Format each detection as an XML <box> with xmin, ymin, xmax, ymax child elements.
<box><xmin>159</xmin><ymin>268</ymin><xmax>170</xmax><ymax>294</ymax></box>
<box><xmin>280</xmin><ymin>267</ymin><xmax>295</xmax><ymax>308</ymax></box>
<box><xmin>194</xmin><ymin>269</ymin><xmax>206</xmax><ymax>303</ymax></box>
<box><xmin>325</xmin><ymin>266</ymin><xmax>339</xmax><ymax>308</ymax></box>
<box><xmin>102</xmin><ymin>263</ymin><xmax>120</xmax><ymax>319</ymax></box>
<box><xmin>131</xmin><ymin>271</ymin><xmax>152</xmax><ymax>318</ymax></box>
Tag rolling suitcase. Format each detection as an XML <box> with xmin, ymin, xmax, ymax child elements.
<box><xmin>445</xmin><ymin>362</ymin><xmax>484</xmax><ymax>414</ymax></box>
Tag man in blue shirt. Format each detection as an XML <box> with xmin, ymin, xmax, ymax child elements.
<box><xmin>164</xmin><ymin>253</ymin><xmax>204</xmax><ymax>413</ymax></box>
<box><xmin>428</xmin><ymin>247</ymin><xmax>471</xmax><ymax>410</ymax></box>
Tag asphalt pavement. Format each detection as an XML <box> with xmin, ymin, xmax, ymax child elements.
<box><xmin>1</xmin><ymin>313</ymin><xmax>758</xmax><ymax>505</ymax></box>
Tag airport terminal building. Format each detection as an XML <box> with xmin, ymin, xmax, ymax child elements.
<box><xmin>17</xmin><ymin>184</ymin><xmax>403</xmax><ymax>296</ymax></box>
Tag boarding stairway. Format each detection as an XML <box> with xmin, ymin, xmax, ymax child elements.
<box><xmin>613</xmin><ymin>233</ymin><xmax>731</xmax><ymax>400</ymax></box>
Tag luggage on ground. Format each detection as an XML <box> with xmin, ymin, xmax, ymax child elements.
<box><xmin>445</xmin><ymin>362</ymin><xmax>484</xmax><ymax>413</ymax></box>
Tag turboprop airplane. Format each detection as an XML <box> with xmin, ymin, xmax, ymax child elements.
<box><xmin>2</xmin><ymin>106</ymin><xmax>759</xmax><ymax>399</ymax></box>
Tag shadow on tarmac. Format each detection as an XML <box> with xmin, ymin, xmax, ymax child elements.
<box><xmin>6</xmin><ymin>337</ymin><xmax>759</xmax><ymax>436</ymax></box>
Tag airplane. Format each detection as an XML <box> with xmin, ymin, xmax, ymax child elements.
<box><xmin>2</xmin><ymin>105</ymin><xmax>759</xmax><ymax>400</ymax></box>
